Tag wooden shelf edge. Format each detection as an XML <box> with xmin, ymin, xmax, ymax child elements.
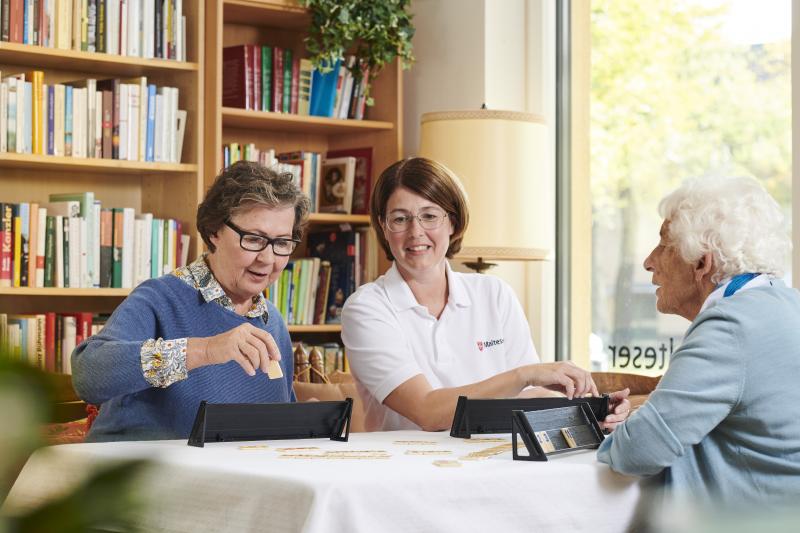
<box><xmin>0</xmin><ymin>42</ymin><xmax>200</xmax><ymax>73</ymax></box>
<box><xmin>287</xmin><ymin>324</ymin><xmax>342</xmax><ymax>333</ymax></box>
<box><xmin>223</xmin><ymin>0</ymin><xmax>310</xmax><ymax>29</ymax></box>
<box><xmin>307</xmin><ymin>213</ymin><xmax>371</xmax><ymax>225</ymax></box>
<box><xmin>0</xmin><ymin>288</ymin><xmax>130</xmax><ymax>297</ymax></box>
<box><xmin>222</xmin><ymin>107</ymin><xmax>394</xmax><ymax>133</ymax></box>
<box><xmin>0</xmin><ymin>153</ymin><xmax>198</xmax><ymax>173</ymax></box>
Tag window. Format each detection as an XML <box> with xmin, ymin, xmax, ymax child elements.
<box><xmin>589</xmin><ymin>0</ymin><xmax>792</xmax><ymax>373</ymax></box>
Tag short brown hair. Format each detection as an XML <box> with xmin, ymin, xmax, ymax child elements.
<box><xmin>371</xmin><ymin>157</ymin><xmax>469</xmax><ymax>260</ymax></box>
<box><xmin>197</xmin><ymin>161</ymin><xmax>310</xmax><ymax>252</ymax></box>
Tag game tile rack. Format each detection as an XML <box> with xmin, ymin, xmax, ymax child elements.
<box><xmin>449</xmin><ymin>395</ymin><xmax>609</xmax><ymax>438</ymax></box>
<box><xmin>511</xmin><ymin>403</ymin><xmax>605</xmax><ymax>461</ymax></box>
<box><xmin>188</xmin><ymin>398</ymin><xmax>353</xmax><ymax>447</ymax></box>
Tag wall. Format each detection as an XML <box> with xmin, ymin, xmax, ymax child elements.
<box><xmin>403</xmin><ymin>0</ymin><xmax>558</xmax><ymax>362</ymax></box>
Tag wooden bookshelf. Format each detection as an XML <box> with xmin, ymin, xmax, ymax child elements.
<box><xmin>221</xmin><ymin>106</ymin><xmax>394</xmax><ymax>133</ymax></box>
<box><xmin>0</xmin><ymin>153</ymin><xmax>198</xmax><ymax>173</ymax></box>
<box><xmin>0</xmin><ymin>42</ymin><xmax>200</xmax><ymax>76</ymax></box>
<box><xmin>205</xmin><ymin>0</ymin><xmax>401</xmax><ymax>335</ymax></box>
<box><xmin>0</xmin><ymin>2</ymin><xmax>205</xmax><ymax>314</ymax></box>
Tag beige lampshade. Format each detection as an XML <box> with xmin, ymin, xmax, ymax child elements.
<box><xmin>418</xmin><ymin>110</ymin><xmax>551</xmax><ymax>261</ymax></box>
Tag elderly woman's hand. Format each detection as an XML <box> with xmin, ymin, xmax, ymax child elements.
<box><xmin>599</xmin><ymin>388</ymin><xmax>631</xmax><ymax>432</ymax></box>
<box><xmin>187</xmin><ymin>323</ymin><xmax>281</xmax><ymax>376</ymax></box>
<box><xmin>522</xmin><ymin>362</ymin><xmax>599</xmax><ymax>399</ymax></box>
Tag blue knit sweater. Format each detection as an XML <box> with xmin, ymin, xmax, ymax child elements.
<box><xmin>72</xmin><ymin>275</ymin><xmax>295</xmax><ymax>442</ymax></box>
<box><xmin>597</xmin><ymin>280</ymin><xmax>800</xmax><ymax>505</ymax></box>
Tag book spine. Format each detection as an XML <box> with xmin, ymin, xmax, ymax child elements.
<box><xmin>11</xmin><ymin>208</ymin><xmax>20</xmax><ymax>287</ymax></box>
<box><xmin>64</xmin><ymin>85</ymin><xmax>73</xmax><ymax>156</ymax></box>
<box><xmin>262</xmin><ymin>45</ymin><xmax>272</xmax><ymax>112</ymax></box>
<box><xmin>290</xmin><ymin>56</ymin><xmax>299</xmax><ymax>115</ymax></box>
<box><xmin>96</xmin><ymin>0</ymin><xmax>105</xmax><ymax>53</ymax></box>
<box><xmin>19</xmin><ymin>202</ymin><xmax>29</xmax><ymax>287</ymax></box>
<box><xmin>35</xmin><ymin>206</ymin><xmax>46</xmax><ymax>286</ymax></box>
<box><xmin>272</xmin><ymin>46</ymin><xmax>283</xmax><ymax>112</ymax></box>
<box><xmin>282</xmin><ymin>48</ymin><xmax>292</xmax><ymax>114</ymax></box>
<box><xmin>99</xmin><ymin>208</ymin><xmax>112</xmax><ymax>287</ymax></box>
<box><xmin>27</xmin><ymin>202</ymin><xmax>38</xmax><ymax>287</ymax></box>
<box><xmin>0</xmin><ymin>204</ymin><xmax>12</xmax><ymax>287</ymax></box>
<box><xmin>112</xmin><ymin>207</ymin><xmax>122</xmax><ymax>287</ymax></box>
<box><xmin>43</xmin><ymin>215</ymin><xmax>54</xmax><ymax>287</ymax></box>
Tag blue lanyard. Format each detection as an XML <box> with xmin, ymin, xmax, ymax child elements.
<box><xmin>723</xmin><ymin>273</ymin><xmax>760</xmax><ymax>298</ymax></box>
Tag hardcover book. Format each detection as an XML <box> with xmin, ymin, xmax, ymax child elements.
<box><xmin>308</xmin><ymin>230</ymin><xmax>356</xmax><ymax>324</ymax></box>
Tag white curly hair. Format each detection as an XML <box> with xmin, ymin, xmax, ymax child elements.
<box><xmin>659</xmin><ymin>176</ymin><xmax>791</xmax><ymax>284</ymax></box>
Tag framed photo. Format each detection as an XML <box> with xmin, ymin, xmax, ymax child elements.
<box><xmin>319</xmin><ymin>157</ymin><xmax>356</xmax><ymax>214</ymax></box>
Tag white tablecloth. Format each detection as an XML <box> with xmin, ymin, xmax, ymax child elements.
<box><xmin>4</xmin><ymin>430</ymin><xmax>641</xmax><ymax>532</ymax></box>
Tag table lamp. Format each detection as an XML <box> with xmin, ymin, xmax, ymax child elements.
<box><xmin>418</xmin><ymin>109</ymin><xmax>551</xmax><ymax>272</ymax></box>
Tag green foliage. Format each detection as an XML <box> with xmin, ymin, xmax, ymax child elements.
<box><xmin>0</xmin><ymin>357</ymin><xmax>149</xmax><ymax>532</ymax></box>
<box><xmin>591</xmin><ymin>0</ymin><xmax>791</xmax><ymax>221</ymax></box>
<box><xmin>300</xmin><ymin>0</ymin><xmax>415</xmax><ymax>104</ymax></box>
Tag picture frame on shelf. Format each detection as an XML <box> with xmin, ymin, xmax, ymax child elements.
<box><xmin>318</xmin><ymin>156</ymin><xmax>355</xmax><ymax>214</ymax></box>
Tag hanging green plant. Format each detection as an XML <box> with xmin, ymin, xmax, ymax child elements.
<box><xmin>300</xmin><ymin>0</ymin><xmax>415</xmax><ymax>105</ymax></box>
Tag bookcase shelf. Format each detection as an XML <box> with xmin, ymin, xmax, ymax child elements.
<box><xmin>222</xmin><ymin>107</ymin><xmax>395</xmax><ymax>134</ymax></box>
<box><xmin>0</xmin><ymin>153</ymin><xmax>198</xmax><ymax>174</ymax></box>
<box><xmin>223</xmin><ymin>0</ymin><xmax>310</xmax><ymax>29</ymax></box>
<box><xmin>0</xmin><ymin>42</ymin><xmax>200</xmax><ymax>77</ymax></box>
<box><xmin>287</xmin><ymin>324</ymin><xmax>342</xmax><ymax>334</ymax></box>
<box><xmin>0</xmin><ymin>288</ymin><xmax>129</xmax><ymax>297</ymax></box>
<box><xmin>307</xmin><ymin>213</ymin><xmax>371</xmax><ymax>225</ymax></box>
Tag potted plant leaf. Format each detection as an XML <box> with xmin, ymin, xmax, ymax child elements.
<box><xmin>301</xmin><ymin>0</ymin><xmax>415</xmax><ymax>106</ymax></box>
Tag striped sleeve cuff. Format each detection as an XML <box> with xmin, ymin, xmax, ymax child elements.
<box><xmin>141</xmin><ymin>337</ymin><xmax>189</xmax><ymax>388</ymax></box>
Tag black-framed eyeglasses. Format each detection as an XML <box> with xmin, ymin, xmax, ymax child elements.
<box><xmin>224</xmin><ymin>220</ymin><xmax>300</xmax><ymax>256</ymax></box>
<box><xmin>384</xmin><ymin>210</ymin><xmax>449</xmax><ymax>233</ymax></box>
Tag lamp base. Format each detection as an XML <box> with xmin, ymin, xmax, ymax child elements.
<box><xmin>463</xmin><ymin>257</ymin><xmax>497</xmax><ymax>274</ymax></box>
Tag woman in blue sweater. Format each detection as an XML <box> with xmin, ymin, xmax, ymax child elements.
<box><xmin>597</xmin><ymin>176</ymin><xmax>800</xmax><ymax>506</ymax></box>
<box><xmin>72</xmin><ymin>161</ymin><xmax>309</xmax><ymax>441</ymax></box>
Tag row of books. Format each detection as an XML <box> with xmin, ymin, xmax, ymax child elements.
<box><xmin>222</xmin><ymin>45</ymin><xmax>369</xmax><ymax>120</ymax></box>
<box><xmin>0</xmin><ymin>71</ymin><xmax>186</xmax><ymax>163</ymax></box>
<box><xmin>0</xmin><ymin>193</ymin><xmax>190</xmax><ymax>289</ymax></box>
<box><xmin>0</xmin><ymin>0</ymin><xmax>187</xmax><ymax>61</ymax></box>
<box><xmin>265</xmin><ymin>228</ymin><xmax>377</xmax><ymax>325</ymax></box>
<box><xmin>0</xmin><ymin>312</ymin><xmax>106</xmax><ymax>374</ymax></box>
<box><xmin>292</xmin><ymin>341</ymin><xmax>348</xmax><ymax>383</ymax></box>
<box><xmin>223</xmin><ymin>144</ymin><xmax>373</xmax><ymax>215</ymax></box>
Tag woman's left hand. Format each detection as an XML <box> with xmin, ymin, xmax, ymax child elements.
<box><xmin>600</xmin><ymin>388</ymin><xmax>631</xmax><ymax>432</ymax></box>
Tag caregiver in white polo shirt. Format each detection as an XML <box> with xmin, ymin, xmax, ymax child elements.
<box><xmin>342</xmin><ymin>157</ymin><xmax>630</xmax><ymax>432</ymax></box>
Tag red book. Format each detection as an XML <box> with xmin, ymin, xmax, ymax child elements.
<box><xmin>222</xmin><ymin>45</ymin><xmax>251</xmax><ymax>109</ymax></box>
<box><xmin>77</xmin><ymin>312</ymin><xmax>93</xmax><ymax>344</ymax></box>
<box><xmin>251</xmin><ymin>44</ymin><xmax>261</xmax><ymax>111</ymax></box>
<box><xmin>0</xmin><ymin>203</ymin><xmax>13</xmax><ymax>287</ymax></box>
<box><xmin>9</xmin><ymin>0</ymin><xmax>22</xmax><ymax>43</ymax></box>
<box><xmin>290</xmin><ymin>56</ymin><xmax>300</xmax><ymax>114</ymax></box>
<box><xmin>272</xmin><ymin>46</ymin><xmax>284</xmax><ymax>112</ymax></box>
<box><xmin>45</xmin><ymin>312</ymin><xmax>56</xmax><ymax>372</ymax></box>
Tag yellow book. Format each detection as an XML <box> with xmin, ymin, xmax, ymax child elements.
<box><xmin>13</xmin><ymin>215</ymin><xmax>21</xmax><ymax>287</ymax></box>
<box><xmin>25</xmin><ymin>71</ymin><xmax>43</xmax><ymax>155</ymax></box>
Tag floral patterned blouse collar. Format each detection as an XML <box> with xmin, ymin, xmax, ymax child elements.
<box><xmin>173</xmin><ymin>253</ymin><xmax>269</xmax><ymax>322</ymax></box>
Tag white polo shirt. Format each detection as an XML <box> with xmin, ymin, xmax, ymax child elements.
<box><xmin>341</xmin><ymin>261</ymin><xmax>539</xmax><ymax>431</ymax></box>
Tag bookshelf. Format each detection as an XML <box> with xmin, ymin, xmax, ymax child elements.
<box><xmin>204</xmin><ymin>0</ymin><xmax>401</xmax><ymax>338</ymax></box>
<box><xmin>0</xmin><ymin>3</ymin><xmax>205</xmax><ymax>318</ymax></box>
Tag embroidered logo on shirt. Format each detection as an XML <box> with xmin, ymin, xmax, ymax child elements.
<box><xmin>477</xmin><ymin>339</ymin><xmax>504</xmax><ymax>351</ymax></box>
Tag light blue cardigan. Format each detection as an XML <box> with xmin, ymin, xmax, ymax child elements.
<box><xmin>597</xmin><ymin>280</ymin><xmax>800</xmax><ymax>505</ymax></box>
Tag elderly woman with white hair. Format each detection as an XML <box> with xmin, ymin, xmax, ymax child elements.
<box><xmin>597</xmin><ymin>176</ymin><xmax>800</xmax><ymax>505</ymax></box>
